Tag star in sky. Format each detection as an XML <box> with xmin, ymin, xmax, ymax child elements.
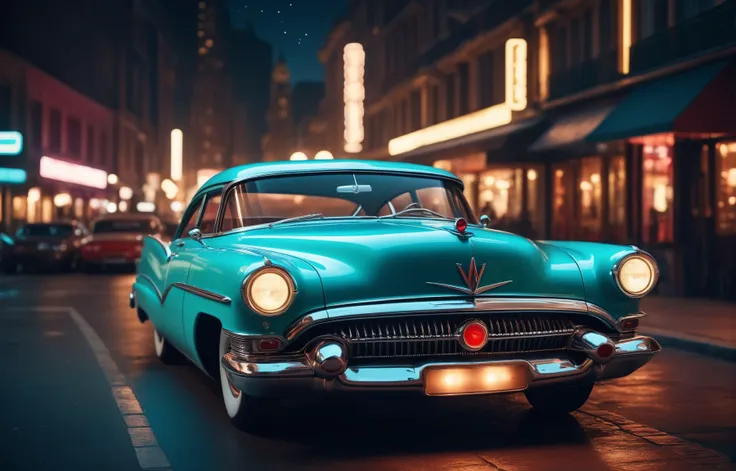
<box><xmin>228</xmin><ymin>0</ymin><xmax>349</xmax><ymax>83</ymax></box>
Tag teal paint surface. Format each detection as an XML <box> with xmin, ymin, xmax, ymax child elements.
<box><xmin>135</xmin><ymin>161</ymin><xmax>648</xmax><ymax>367</ymax></box>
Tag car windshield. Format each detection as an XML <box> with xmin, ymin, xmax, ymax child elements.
<box><xmin>20</xmin><ymin>224</ymin><xmax>74</xmax><ymax>237</ymax></box>
<box><xmin>94</xmin><ymin>219</ymin><xmax>156</xmax><ymax>234</ymax></box>
<box><xmin>219</xmin><ymin>172</ymin><xmax>476</xmax><ymax>231</ymax></box>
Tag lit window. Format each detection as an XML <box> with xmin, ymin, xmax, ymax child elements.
<box><xmin>577</xmin><ymin>157</ymin><xmax>603</xmax><ymax>241</ymax></box>
<box><xmin>608</xmin><ymin>156</ymin><xmax>627</xmax><ymax>242</ymax></box>
<box><xmin>205</xmin><ymin>39</ymin><xmax>214</xmax><ymax>47</ymax></box>
<box><xmin>198</xmin><ymin>30</ymin><xmax>205</xmax><ymax>38</ymax></box>
<box><xmin>478</xmin><ymin>168</ymin><xmax>523</xmax><ymax>226</ymax></box>
<box><xmin>717</xmin><ymin>141</ymin><xmax>736</xmax><ymax>235</ymax></box>
<box><xmin>642</xmin><ymin>145</ymin><xmax>674</xmax><ymax>243</ymax></box>
<box><xmin>199</xmin><ymin>1</ymin><xmax>206</xmax><ymax>9</ymax></box>
<box><xmin>552</xmin><ymin>164</ymin><xmax>573</xmax><ymax>239</ymax></box>
<box><xmin>199</xmin><ymin>47</ymin><xmax>207</xmax><ymax>55</ymax></box>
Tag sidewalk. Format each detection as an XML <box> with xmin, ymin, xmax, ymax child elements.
<box><xmin>640</xmin><ymin>296</ymin><xmax>736</xmax><ymax>361</ymax></box>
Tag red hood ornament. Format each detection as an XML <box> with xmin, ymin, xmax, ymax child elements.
<box><xmin>427</xmin><ymin>257</ymin><xmax>513</xmax><ymax>295</ymax></box>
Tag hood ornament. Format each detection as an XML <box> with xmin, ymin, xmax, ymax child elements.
<box><xmin>427</xmin><ymin>257</ymin><xmax>512</xmax><ymax>295</ymax></box>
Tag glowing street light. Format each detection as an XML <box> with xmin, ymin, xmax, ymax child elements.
<box><xmin>170</xmin><ymin>129</ymin><xmax>183</xmax><ymax>182</ymax></box>
<box><xmin>290</xmin><ymin>152</ymin><xmax>308</xmax><ymax>161</ymax></box>
<box><xmin>314</xmin><ymin>150</ymin><xmax>334</xmax><ymax>160</ymax></box>
<box><xmin>107</xmin><ymin>174</ymin><xmax>119</xmax><ymax>185</ymax></box>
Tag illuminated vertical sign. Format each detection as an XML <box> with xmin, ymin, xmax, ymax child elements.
<box><xmin>505</xmin><ymin>38</ymin><xmax>528</xmax><ymax>111</ymax></box>
<box><xmin>343</xmin><ymin>43</ymin><xmax>365</xmax><ymax>153</ymax></box>
<box><xmin>620</xmin><ymin>0</ymin><xmax>632</xmax><ymax>74</ymax></box>
<box><xmin>170</xmin><ymin>129</ymin><xmax>183</xmax><ymax>182</ymax></box>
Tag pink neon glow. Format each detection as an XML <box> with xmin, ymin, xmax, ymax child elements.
<box><xmin>39</xmin><ymin>156</ymin><xmax>108</xmax><ymax>189</ymax></box>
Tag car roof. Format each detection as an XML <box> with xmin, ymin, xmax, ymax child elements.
<box><xmin>194</xmin><ymin>159</ymin><xmax>461</xmax><ymax>199</ymax></box>
<box><xmin>92</xmin><ymin>214</ymin><xmax>162</xmax><ymax>223</ymax></box>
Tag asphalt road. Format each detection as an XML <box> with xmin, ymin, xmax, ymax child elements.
<box><xmin>0</xmin><ymin>273</ymin><xmax>734</xmax><ymax>471</ymax></box>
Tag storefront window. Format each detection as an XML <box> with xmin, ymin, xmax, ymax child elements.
<box><xmin>552</xmin><ymin>164</ymin><xmax>573</xmax><ymax>239</ymax></box>
<box><xmin>608</xmin><ymin>156</ymin><xmax>627</xmax><ymax>242</ymax></box>
<box><xmin>642</xmin><ymin>145</ymin><xmax>674</xmax><ymax>243</ymax></box>
<box><xmin>717</xmin><ymin>141</ymin><xmax>736</xmax><ymax>235</ymax></box>
<box><xmin>577</xmin><ymin>156</ymin><xmax>603</xmax><ymax>241</ymax></box>
<box><xmin>478</xmin><ymin>168</ymin><xmax>523</xmax><ymax>232</ymax></box>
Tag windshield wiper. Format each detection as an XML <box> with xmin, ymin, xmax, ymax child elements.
<box><xmin>379</xmin><ymin>207</ymin><xmax>453</xmax><ymax>220</ymax></box>
<box><xmin>268</xmin><ymin>213</ymin><xmax>324</xmax><ymax>228</ymax></box>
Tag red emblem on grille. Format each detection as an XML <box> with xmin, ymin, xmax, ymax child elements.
<box><xmin>459</xmin><ymin>320</ymin><xmax>489</xmax><ymax>351</ymax></box>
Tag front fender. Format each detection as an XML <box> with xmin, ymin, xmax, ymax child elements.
<box><xmin>536</xmin><ymin>241</ymin><xmax>643</xmax><ymax>319</ymax></box>
<box><xmin>183</xmin><ymin>247</ymin><xmax>325</xmax><ymax>339</ymax></box>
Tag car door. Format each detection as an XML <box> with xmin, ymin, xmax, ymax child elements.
<box><xmin>156</xmin><ymin>195</ymin><xmax>205</xmax><ymax>347</ymax></box>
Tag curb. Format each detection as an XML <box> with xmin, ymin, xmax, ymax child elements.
<box><xmin>642</xmin><ymin>328</ymin><xmax>736</xmax><ymax>362</ymax></box>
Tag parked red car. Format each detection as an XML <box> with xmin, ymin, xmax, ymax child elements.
<box><xmin>81</xmin><ymin>214</ymin><xmax>165</xmax><ymax>272</ymax></box>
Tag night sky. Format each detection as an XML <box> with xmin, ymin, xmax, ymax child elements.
<box><xmin>227</xmin><ymin>0</ymin><xmax>349</xmax><ymax>84</ymax></box>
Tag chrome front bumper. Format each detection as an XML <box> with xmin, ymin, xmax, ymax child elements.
<box><xmin>221</xmin><ymin>334</ymin><xmax>661</xmax><ymax>398</ymax></box>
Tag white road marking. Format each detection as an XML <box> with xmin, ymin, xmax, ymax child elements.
<box><xmin>13</xmin><ymin>306</ymin><xmax>172</xmax><ymax>470</ymax></box>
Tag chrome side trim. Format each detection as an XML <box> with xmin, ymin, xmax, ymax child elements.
<box><xmin>174</xmin><ymin>283</ymin><xmax>232</xmax><ymax>305</ymax></box>
<box><xmin>284</xmin><ymin>297</ymin><xmax>620</xmax><ymax>341</ymax></box>
<box><xmin>136</xmin><ymin>274</ymin><xmax>231</xmax><ymax>305</ymax></box>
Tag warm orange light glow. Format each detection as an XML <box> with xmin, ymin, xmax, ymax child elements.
<box><xmin>40</xmin><ymin>156</ymin><xmax>108</xmax><ymax>190</ymax></box>
<box><xmin>170</xmin><ymin>129</ymin><xmax>183</xmax><ymax>182</ymax></box>
<box><xmin>289</xmin><ymin>151</ymin><xmax>308</xmax><ymax>161</ymax></box>
<box><xmin>389</xmin><ymin>38</ymin><xmax>527</xmax><ymax>156</ymax></box>
<box><xmin>620</xmin><ymin>0</ymin><xmax>632</xmax><ymax>74</ymax></box>
<box><xmin>343</xmin><ymin>43</ymin><xmax>365</xmax><ymax>153</ymax></box>
<box><xmin>506</xmin><ymin>38</ymin><xmax>528</xmax><ymax>111</ymax></box>
<box><xmin>424</xmin><ymin>364</ymin><xmax>528</xmax><ymax>396</ymax></box>
<box><xmin>539</xmin><ymin>28</ymin><xmax>550</xmax><ymax>100</ymax></box>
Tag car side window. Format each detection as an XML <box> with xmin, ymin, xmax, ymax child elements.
<box><xmin>199</xmin><ymin>192</ymin><xmax>223</xmax><ymax>234</ymax></box>
<box><xmin>177</xmin><ymin>197</ymin><xmax>204</xmax><ymax>239</ymax></box>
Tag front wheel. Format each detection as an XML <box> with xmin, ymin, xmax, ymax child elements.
<box><xmin>218</xmin><ymin>330</ymin><xmax>274</xmax><ymax>432</ymax></box>
<box><xmin>153</xmin><ymin>328</ymin><xmax>183</xmax><ymax>364</ymax></box>
<box><xmin>524</xmin><ymin>382</ymin><xmax>594</xmax><ymax>414</ymax></box>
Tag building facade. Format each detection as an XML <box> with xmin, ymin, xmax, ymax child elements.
<box><xmin>0</xmin><ymin>51</ymin><xmax>116</xmax><ymax>232</ymax></box>
<box><xmin>0</xmin><ymin>0</ymin><xmax>177</xmax><ymax>224</ymax></box>
<box><xmin>317</xmin><ymin>0</ymin><xmax>736</xmax><ymax>299</ymax></box>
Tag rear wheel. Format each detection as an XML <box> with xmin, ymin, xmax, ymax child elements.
<box><xmin>153</xmin><ymin>328</ymin><xmax>183</xmax><ymax>364</ymax></box>
<box><xmin>524</xmin><ymin>381</ymin><xmax>594</xmax><ymax>414</ymax></box>
<box><xmin>218</xmin><ymin>330</ymin><xmax>273</xmax><ymax>431</ymax></box>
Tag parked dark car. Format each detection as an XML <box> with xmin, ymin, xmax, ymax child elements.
<box><xmin>0</xmin><ymin>232</ymin><xmax>14</xmax><ymax>271</ymax></box>
<box><xmin>5</xmin><ymin>221</ymin><xmax>88</xmax><ymax>274</ymax></box>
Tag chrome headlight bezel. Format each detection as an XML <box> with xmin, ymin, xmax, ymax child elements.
<box><xmin>613</xmin><ymin>252</ymin><xmax>659</xmax><ymax>298</ymax></box>
<box><xmin>241</xmin><ymin>266</ymin><xmax>297</xmax><ymax>316</ymax></box>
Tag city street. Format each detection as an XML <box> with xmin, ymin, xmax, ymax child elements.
<box><xmin>0</xmin><ymin>273</ymin><xmax>734</xmax><ymax>471</ymax></box>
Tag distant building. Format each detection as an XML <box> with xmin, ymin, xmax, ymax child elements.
<box><xmin>231</xmin><ymin>24</ymin><xmax>273</xmax><ymax>163</ymax></box>
<box><xmin>0</xmin><ymin>0</ymin><xmax>177</xmax><ymax>227</ymax></box>
<box><xmin>262</xmin><ymin>58</ymin><xmax>295</xmax><ymax>162</ymax></box>
<box><xmin>292</xmin><ymin>82</ymin><xmax>326</xmax><ymax>158</ymax></box>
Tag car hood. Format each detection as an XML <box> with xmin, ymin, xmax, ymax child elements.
<box><xmin>223</xmin><ymin>220</ymin><xmax>586</xmax><ymax>307</ymax></box>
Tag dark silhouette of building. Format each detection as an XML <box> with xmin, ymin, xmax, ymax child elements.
<box><xmin>231</xmin><ymin>24</ymin><xmax>273</xmax><ymax>163</ymax></box>
<box><xmin>262</xmin><ymin>57</ymin><xmax>294</xmax><ymax>161</ymax></box>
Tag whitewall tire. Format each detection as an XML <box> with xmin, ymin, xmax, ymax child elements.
<box><xmin>153</xmin><ymin>327</ymin><xmax>182</xmax><ymax>364</ymax></box>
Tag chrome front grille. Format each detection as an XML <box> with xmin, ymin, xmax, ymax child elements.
<box><xmin>297</xmin><ymin>314</ymin><xmax>578</xmax><ymax>361</ymax></box>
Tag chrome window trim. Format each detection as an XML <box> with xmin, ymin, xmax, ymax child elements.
<box><xmin>283</xmin><ymin>297</ymin><xmax>621</xmax><ymax>342</ymax></box>
<box><xmin>210</xmin><ymin>169</ymin><xmax>465</xmax><ymax>237</ymax></box>
<box><xmin>137</xmin><ymin>274</ymin><xmax>231</xmax><ymax>305</ymax></box>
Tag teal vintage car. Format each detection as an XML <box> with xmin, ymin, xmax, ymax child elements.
<box><xmin>130</xmin><ymin>160</ymin><xmax>661</xmax><ymax>430</ymax></box>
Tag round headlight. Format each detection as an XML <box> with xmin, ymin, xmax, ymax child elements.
<box><xmin>242</xmin><ymin>267</ymin><xmax>295</xmax><ymax>316</ymax></box>
<box><xmin>615</xmin><ymin>254</ymin><xmax>658</xmax><ymax>298</ymax></box>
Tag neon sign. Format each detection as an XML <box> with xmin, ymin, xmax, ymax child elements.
<box><xmin>343</xmin><ymin>43</ymin><xmax>365</xmax><ymax>153</ymax></box>
<box><xmin>0</xmin><ymin>132</ymin><xmax>23</xmax><ymax>156</ymax></box>
<box><xmin>0</xmin><ymin>167</ymin><xmax>26</xmax><ymax>184</ymax></box>
<box><xmin>389</xmin><ymin>38</ymin><xmax>528</xmax><ymax>156</ymax></box>
<box><xmin>39</xmin><ymin>156</ymin><xmax>108</xmax><ymax>189</ymax></box>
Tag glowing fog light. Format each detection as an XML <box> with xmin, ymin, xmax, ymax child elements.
<box><xmin>242</xmin><ymin>267</ymin><xmax>296</xmax><ymax>316</ymax></box>
<box><xmin>615</xmin><ymin>254</ymin><xmax>658</xmax><ymax>298</ymax></box>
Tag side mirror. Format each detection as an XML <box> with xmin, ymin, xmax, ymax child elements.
<box><xmin>188</xmin><ymin>228</ymin><xmax>205</xmax><ymax>246</ymax></box>
<box><xmin>479</xmin><ymin>215</ymin><xmax>491</xmax><ymax>228</ymax></box>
